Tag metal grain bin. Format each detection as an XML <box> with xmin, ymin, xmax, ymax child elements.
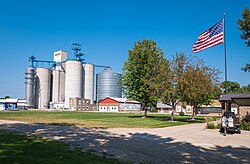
<box><xmin>96</xmin><ymin>68</ymin><xmax>122</xmax><ymax>102</ymax></box>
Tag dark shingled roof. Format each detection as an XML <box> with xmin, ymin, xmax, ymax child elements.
<box><xmin>219</xmin><ymin>94</ymin><xmax>250</xmax><ymax>101</ymax></box>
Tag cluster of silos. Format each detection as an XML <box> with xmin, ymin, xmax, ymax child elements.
<box><xmin>25</xmin><ymin>67</ymin><xmax>51</xmax><ymax>109</ymax></box>
<box><xmin>25</xmin><ymin>49</ymin><xmax>122</xmax><ymax>109</ymax></box>
<box><xmin>96</xmin><ymin>68</ymin><xmax>122</xmax><ymax>102</ymax></box>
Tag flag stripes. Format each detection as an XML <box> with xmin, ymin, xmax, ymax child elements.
<box><xmin>192</xmin><ymin>19</ymin><xmax>224</xmax><ymax>53</ymax></box>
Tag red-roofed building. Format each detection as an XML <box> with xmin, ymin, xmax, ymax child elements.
<box><xmin>98</xmin><ymin>97</ymin><xmax>141</xmax><ymax>112</ymax></box>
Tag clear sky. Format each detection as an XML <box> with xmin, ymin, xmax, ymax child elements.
<box><xmin>0</xmin><ymin>0</ymin><xmax>249</xmax><ymax>98</ymax></box>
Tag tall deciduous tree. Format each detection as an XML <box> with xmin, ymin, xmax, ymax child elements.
<box><xmin>122</xmin><ymin>40</ymin><xmax>170</xmax><ymax>117</ymax></box>
<box><xmin>237</xmin><ymin>7</ymin><xmax>250</xmax><ymax>47</ymax></box>
<box><xmin>161</xmin><ymin>53</ymin><xmax>189</xmax><ymax>121</ymax></box>
<box><xmin>181</xmin><ymin>59</ymin><xmax>220</xmax><ymax>119</ymax></box>
<box><xmin>220</xmin><ymin>81</ymin><xmax>241</xmax><ymax>94</ymax></box>
<box><xmin>237</xmin><ymin>7</ymin><xmax>250</xmax><ymax>72</ymax></box>
<box><xmin>239</xmin><ymin>84</ymin><xmax>250</xmax><ymax>93</ymax></box>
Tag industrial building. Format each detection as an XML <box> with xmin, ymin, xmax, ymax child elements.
<box><xmin>0</xmin><ymin>99</ymin><xmax>27</xmax><ymax>110</ymax></box>
<box><xmin>24</xmin><ymin>43</ymin><xmax>122</xmax><ymax>110</ymax></box>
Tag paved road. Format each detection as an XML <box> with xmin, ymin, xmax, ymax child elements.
<box><xmin>0</xmin><ymin>120</ymin><xmax>250</xmax><ymax>164</ymax></box>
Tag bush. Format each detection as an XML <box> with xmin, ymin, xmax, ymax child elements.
<box><xmin>241</xmin><ymin>121</ymin><xmax>250</xmax><ymax>131</ymax></box>
<box><xmin>179</xmin><ymin>111</ymin><xmax>185</xmax><ymax>116</ymax></box>
<box><xmin>151</xmin><ymin>108</ymin><xmax>157</xmax><ymax>113</ymax></box>
<box><xmin>206</xmin><ymin>122</ymin><xmax>221</xmax><ymax>129</ymax></box>
<box><xmin>216</xmin><ymin>123</ymin><xmax>221</xmax><ymax>129</ymax></box>
<box><xmin>206</xmin><ymin>123</ymin><xmax>215</xmax><ymax>129</ymax></box>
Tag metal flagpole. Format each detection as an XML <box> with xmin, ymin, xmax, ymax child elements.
<box><xmin>223</xmin><ymin>13</ymin><xmax>230</xmax><ymax>112</ymax></box>
<box><xmin>224</xmin><ymin>13</ymin><xmax>228</xmax><ymax>94</ymax></box>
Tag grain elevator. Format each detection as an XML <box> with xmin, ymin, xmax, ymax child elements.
<box><xmin>24</xmin><ymin>43</ymin><xmax>122</xmax><ymax>109</ymax></box>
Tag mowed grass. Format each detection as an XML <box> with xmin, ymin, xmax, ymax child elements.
<box><xmin>0</xmin><ymin>130</ymin><xmax>125</xmax><ymax>164</ymax></box>
<box><xmin>0</xmin><ymin>110</ymin><xmax>209</xmax><ymax>128</ymax></box>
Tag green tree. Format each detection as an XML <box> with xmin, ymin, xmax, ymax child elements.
<box><xmin>181</xmin><ymin>59</ymin><xmax>220</xmax><ymax>120</ymax></box>
<box><xmin>237</xmin><ymin>7</ymin><xmax>250</xmax><ymax>72</ymax></box>
<box><xmin>122</xmin><ymin>40</ymin><xmax>170</xmax><ymax>117</ymax></box>
<box><xmin>239</xmin><ymin>84</ymin><xmax>250</xmax><ymax>93</ymax></box>
<box><xmin>220</xmin><ymin>81</ymin><xmax>241</xmax><ymax>94</ymax></box>
<box><xmin>237</xmin><ymin>7</ymin><xmax>250</xmax><ymax>47</ymax></box>
<box><xmin>161</xmin><ymin>53</ymin><xmax>189</xmax><ymax>121</ymax></box>
<box><xmin>242</xmin><ymin>63</ymin><xmax>250</xmax><ymax>72</ymax></box>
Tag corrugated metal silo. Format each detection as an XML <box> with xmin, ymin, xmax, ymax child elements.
<box><xmin>83</xmin><ymin>63</ymin><xmax>94</xmax><ymax>104</ymax></box>
<box><xmin>65</xmin><ymin>60</ymin><xmax>83</xmax><ymax>108</ymax></box>
<box><xmin>25</xmin><ymin>67</ymin><xmax>36</xmax><ymax>108</ymax></box>
<box><xmin>35</xmin><ymin>68</ymin><xmax>51</xmax><ymax>109</ymax></box>
<box><xmin>96</xmin><ymin>68</ymin><xmax>122</xmax><ymax>102</ymax></box>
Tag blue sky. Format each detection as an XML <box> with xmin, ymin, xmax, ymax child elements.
<box><xmin>0</xmin><ymin>0</ymin><xmax>249</xmax><ymax>98</ymax></box>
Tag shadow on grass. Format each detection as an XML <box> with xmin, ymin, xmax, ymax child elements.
<box><xmin>0</xmin><ymin>122</ymin><xmax>249</xmax><ymax>164</ymax></box>
<box><xmin>36</xmin><ymin>123</ymin><xmax>79</xmax><ymax>127</ymax></box>
<box><xmin>0</xmin><ymin>130</ymin><xmax>124</xmax><ymax>164</ymax></box>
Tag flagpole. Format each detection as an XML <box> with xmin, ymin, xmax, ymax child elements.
<box><xmin>224</xmin><ymin>13</ymin><xmax>228</xmax><ymax>94</ymax></box>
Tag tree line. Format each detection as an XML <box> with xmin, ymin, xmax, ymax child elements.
<box><xmin>122</xmin><ymin>40</ymin><xmax>221</xmax><ymax>118</ymax></box>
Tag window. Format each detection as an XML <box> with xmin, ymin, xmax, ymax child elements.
<box><xmin>176</xmin><ymin>106</ymin><xmax>182</xmax><ymax>112</ymax></box>
<box><xmin>186</xmin><ymin>106</ymin><xmax>192</xmax><ymax>112</ymax></box>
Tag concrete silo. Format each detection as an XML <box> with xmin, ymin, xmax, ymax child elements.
<box><xmin>25</xmin><ymin>67</ymin><xmax>36</xmax><ymax>108</ymax></box>
<box><xmin>35</xmin><ymin>68</ymin><xmax>51</xmax><ymax>109</ymax></box>
<box><xmin>52</xmin><ymin>70</ymin><xmax>60</xmax><ymax>102</ymax></box>
<box><xmin>52</xmin><ymin>68</ymin><xmax>66</xmax><ymax>103</ymax></box>
<box><xmin>83</xmin><ymin>63</ymin><xmax>94</xmax><ymax>104</ymax></box>
<box><xmin>96</xmin><ymin>68</ymin><xmax>122</xmax><ymax>102</ymax></box>
<box><xmin>52</xmin><ymin>50</ymin><xmax>67</xmax><ymax>103</ymax></box>
<box><xmin>64</xmin><ymin>60</ymin><xmax>83</xmax><ymax>108</ymax></box>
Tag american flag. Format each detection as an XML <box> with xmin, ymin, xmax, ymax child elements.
<box><xmin>192</xmin><ymin>19</ymin><xmax>224</xmax><ymax>53</ymax></box>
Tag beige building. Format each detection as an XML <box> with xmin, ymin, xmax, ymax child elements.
<box><xmin>69</xmin><ymin>97</ymin><xmax>91</xmax><ymax>111</ymax></box>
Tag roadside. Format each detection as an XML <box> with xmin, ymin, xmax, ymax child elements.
<box><xmin>0</xmin><ymin>119</ymin><xmax>249</xmax><ymax>163</ymax></box>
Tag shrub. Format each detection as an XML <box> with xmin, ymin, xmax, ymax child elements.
<box><xmin>179</xmin><ymin>111</ymin><xmax>185</xmax><ymax>116</ymax></box>
<box><xmin>216</xmin><ymin>123</ymin><xmax>221</xmax><ymax>129</ymax></box>
<box><xmin>206</xmin><ymin>122</ymin><xmax>221</xmax><ymax>129</ymax></box>
<box><xmin>241</xmin><ymin>121</ymin><xmax>250</xmax><ymax>131</ymax></box>
<box><xmin>206</xmin><ymin>122</ymin><xmax>215</xmax><ymax>129</ymax></box>
<box><xmin>151</xmin><ymin>108</ymin><xmax>157</xmax><ymax>113</ymax></box>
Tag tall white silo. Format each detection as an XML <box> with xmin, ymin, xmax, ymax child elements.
<box><xmin>35</xmin><ymin>68</ymin><xmax>51</xmax><ymax>109</ymax></box>
<box><xmin>52</xmin><ymin>70</ymin><xmax>60</xmax><ymax>102</ymax></box>
<box><xmin>64</xmin><ymin>60</ymin><xmax>83</xmax><ymax>108</ymax></box>
<box><xmin>52</xmin><ymin>50</ymin><xmax>67</xmax><ymax>103</ymax></box>
<box><xmin>83</xmin><ymin>63</ymin><xmax>94</xmax><ymax>104</ymax></box>
<box><xmin>59</xmin><ymin>70</ymin><xmax>65</xmax><ymax>102</ymax></box>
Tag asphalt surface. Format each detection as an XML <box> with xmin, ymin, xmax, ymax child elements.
<box><xmin>0</xmin><ymin>120</ymin><xmax>249</xmax><ymax>164</ymax></box>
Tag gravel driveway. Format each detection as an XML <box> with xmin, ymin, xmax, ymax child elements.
<box><xmin>0</xmin><ymin>120</ymin><xmax>249</xmax><ymax>164</ymax></box>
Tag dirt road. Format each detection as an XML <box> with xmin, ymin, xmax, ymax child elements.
<box><xmin>0</xmin><ymin>120</ymin><xmax>249</xmax><ymax>163</ymax></box>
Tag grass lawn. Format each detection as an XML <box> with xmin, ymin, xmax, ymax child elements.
<box><xmin>0</xmin><ymin>130</ymin><xmax>125</xmax><ymax>164</ymax></box>
<box><xmin>0</xmin><ymin>110</ymin><xmax>212</xmax><ymax>128</ymax></box>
